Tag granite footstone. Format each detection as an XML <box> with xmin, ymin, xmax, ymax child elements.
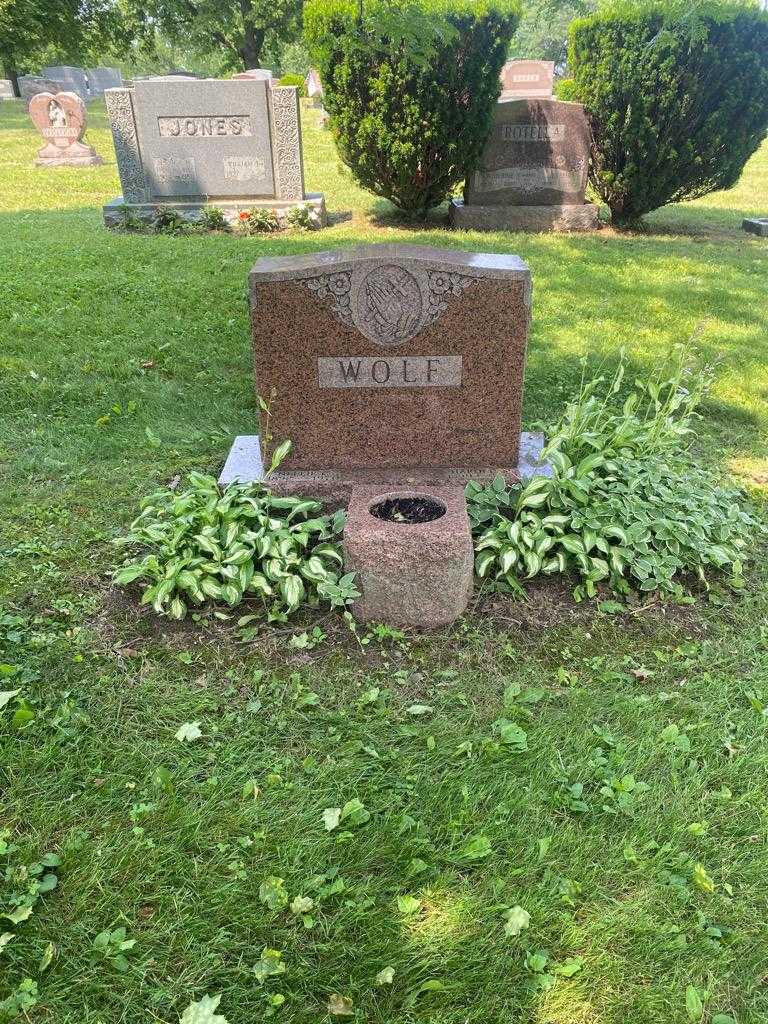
<box><xmin>742</xmin><ymin>217</ymin><xmax>768</xmax><ymax>237</ymax></box>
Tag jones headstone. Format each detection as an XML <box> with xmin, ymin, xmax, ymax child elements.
<box><xmin>500</xmin><ymin>60</ymin><xmax>554</xmax><ymax>99</ymax></box>
<box><xmin>220</xmin><ymin>244</ymin><xmax>546</xmax><ymax>500</ymax></box>
<box><xmin>42</xmin><ymin>65</ymin><xmax>89</xmax><ymax>101</ymax></box>
<box><xmin>450</xmin><ymin>98</ymin><xmax>598</xmax><ymax>232</ymax></box>
<box><xmin>28</xmin><ymin>91</ymin><xmax>103</xmax><ymax>167</ymax></box>
<box><xmin>103</xmin><ymin>77</ymin><xmax>325</xmax><ymax>227</ymax></box>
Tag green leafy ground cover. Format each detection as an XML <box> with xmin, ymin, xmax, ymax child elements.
<box><xmin>1</xmin><ymin>99</ymin><xmax>767</xmax><ymax>1023</ymax></box>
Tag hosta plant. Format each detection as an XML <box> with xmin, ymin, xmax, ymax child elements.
<box><xmin>468</xmin><ymin>350</ymin><xmax>761</xmax><ymax>601</ymax></box>
<box><xmin>113</xmin><ymin>472</ymin><xmax>357</xmax><ymax>622</ymax></box>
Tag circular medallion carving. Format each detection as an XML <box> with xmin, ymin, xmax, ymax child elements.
<box><xmin>354</xmin><ymin>264</ymin><xmax>423</xmax><ymax>347</ymax></box>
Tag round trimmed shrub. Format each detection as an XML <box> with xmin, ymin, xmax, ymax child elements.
<box><xmin>305</xmin><ymin>0</ymin><xmax>521</xmax><ymax>212</ymax></box>
<box><xmin>568</xmin><ymin>1</ymin><xmax>768</xmax><ymax>225</ymax></box>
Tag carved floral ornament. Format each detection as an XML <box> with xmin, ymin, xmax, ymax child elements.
<box><xmin>303</xmin><ymin>263</ymin><xmax>478</xmax><ymax>347</ymax></box>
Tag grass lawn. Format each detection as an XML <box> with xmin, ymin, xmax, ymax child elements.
<box><xmin>1</xmin><ymin>98</ymin><xmax>767</xmax><ymax>1024</ymax></box>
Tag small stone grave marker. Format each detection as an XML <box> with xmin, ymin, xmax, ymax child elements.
<box><xmin>500</xmin><ymin>59</ymin><xmax>554</xmax><ymax>99</ymax></box>
<box><xmin>0</xmin><ymin>80</ymin><xmax>14</xmax><ymax>100</ymax></box>
<box><xmin>103</xmin><ymin>77</ymin><xmax>325</xmax><ymax>227</ymax></box>
<box><xmin>28</xmin><ymin>91</ymin><xmax>103</xmax><ymax>167</ymax></box>
<box><xmin>42</xmin><ymin>65</ymin><xmax>89</xmax><ymax>101</ymax></box>
<box><xmin>742</xmin><ymin>217</ymin><xmax>768</xmax><ymax>237</ymax></box>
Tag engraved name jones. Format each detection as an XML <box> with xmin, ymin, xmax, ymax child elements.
<box><xmin>158</xmin><ymin>115</ymin><xmax>253</xmax><ymax>138</ymax></box>
<box><xmin>318</xmin><ymin>355</ymin><xmax>462</xmax><ymax>389</ymax></box>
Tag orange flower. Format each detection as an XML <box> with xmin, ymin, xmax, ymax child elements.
<box><xmin>239</xmin><ymin>210</ymin><xmax>250</xmax><ymax>220</ymax></box>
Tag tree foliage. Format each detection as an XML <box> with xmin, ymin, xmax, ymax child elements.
<box><xmin>305</xmin><ymin>0</ymin><xmax>521</xmax><ymax>213</ymax></box>
<box><xmin>0</xmin><ymin>0</ymin><xmax>126</xmax><ymax>89</ymax></box>
<box><xmin>507</xmin><ymin>0</ymin><xmax>594</xmax><ymax>66</ymax></box>
<box><xmin>125</xmin><ymin>0</ymin><xmax>302</xmax><ymax>72</ymax></box>
<box><xmin>567</xmin><ymin>0</ymin><xmax>768</xmax><ymax>224</ymax></box>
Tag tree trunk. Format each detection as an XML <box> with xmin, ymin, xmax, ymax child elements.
<box><xmin>3</xmin><ymin>64</ymin><xmax>20</xmax><ymax>97</ymax></box>
<box><xmin>239</xmin><ymin>0</ymin><xmax>266</xmax><ymax>69</ymax></box>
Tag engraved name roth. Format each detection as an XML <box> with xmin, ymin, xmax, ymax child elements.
<box><xmin>502</xmin><ymin>123</ymin><xmax>565</xmax><ymax>142</ymax></box>
<box><xmin>157</xmin><ymin>115</ymin><xmax>253</xmax><ymax>138</ymax></box>
<box><xmin>318</xmin><ymin>355</ymin><xmax>462</xmax><ymax>389</ymax></box>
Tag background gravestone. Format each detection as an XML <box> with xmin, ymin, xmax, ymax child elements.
<box><xmin>0</xmin><ymin>80</ymin><xmax>14</xmax><ymax>100</ymax></box>
<box><xmin>500</xmin><ymin>59</ymin><xmax>554</xmax><ymax>99</ymax></box>
<box><xmin>306</xmin><ymin>69</ymin><xmax>323</xmax><ymax>106</ymax></box>
<box><xmin>233</xmin><ymin>69</ymin><xmax>274</xmax><ymax>81</ymax></box>
<box><xmin>28</xmin><ymin>91</ymin><xmax>103</xmax><ymax>167</ymax></box>
<box><xmin>103</xmin><ymin>78</ymin><xmax>325</xmax><ymax>228</ymax></box>
<box><xmin>42</xmin><ymin>66</ymin><xmax>89</xmax><ymax>101</ymax></box>
<box><xmin>450</xmin><ymin>98</ymin><xmax>599</xmax><ymax>232</ymax></box>
<box><xmin>86</xmin><ymin>67</ymin><xmax>123</xmax><ymax>96</ymax></box>
<box><xmin>19</xmin><ymin>76</ymin><xmax>64</xmax><ymax>104</ymax></box>
<box><xmin>220</xmin><ymin>244</ymin><xmax>546</xmax><ymax>501</ymax></box>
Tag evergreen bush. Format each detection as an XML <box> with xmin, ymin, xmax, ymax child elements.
<box><xmin>305</xmin><ymin>0</ymin><xmax>521</xmax><ymax>212</ymax></box>
<box><xmin>278</xmin><ymin>72</ymin><xmax>307</xmax><ymax>96</ymax></box>
<box><xmin>568</xmin><ymin>0</ymin><xmax>768</xmax><ymax>225</ymax></box>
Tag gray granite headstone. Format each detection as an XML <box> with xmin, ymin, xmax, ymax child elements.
<box><xmin>742</xmin><ymin>217</ymin><xmax>768</xmax><ymax>237</ymax></box>
<box><xmin>42</xmin><ymin>65</ymin><xmax>89</xmax><ymax>100</ymax></box>
<box><xmin>133</xmin><ymin>79</ymin><xmax>276</xmax><ymax>199</ymax></box>
<box><xmin>19</xmin><ymin>76</ymin><xmax>63</xmax><ymax>103</ymax></box>
<box><xmin>86</xmin><ymin>67</ymin><xmax>122</xmax><ymax>95</ymax></box>
<box><xmin>103</xmin><ymin>77</ymin><xmax>326</xmax><ymax>227</ymax></box>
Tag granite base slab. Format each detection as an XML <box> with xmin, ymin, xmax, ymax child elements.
<box><xmin>103</xmin><ymin>192</ymin><xmax>327</xmax><ymax>229</ymax></box>
<box><xmin>742</xmin><ymin>217</ymin><xmax>768</xmax><ymax>237</ymax></box>
<box><xmin>218</xmin><ymin>431</ymin><xmax>551</xmax><ymax>504</ymax></box>
<box><xmin>450</xmin><ymin>198</ymin><xmax>599</xmax><ymax>233</ymax></box>
<box><xmin>35</xmin><ymin>153</ymin><xmax>104</xmax><ymax>167</ymax></box>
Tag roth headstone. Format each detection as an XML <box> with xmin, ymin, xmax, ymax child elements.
<box><xmin>450</xmin><ymin>98</ymin><xmax>599</xmax><ymax>232</ymax></box>
<box><xmin>28</xmin><ymin>91</ymin><xmax>104</xmax><ymax>167</ymax></box>
<box><xmin>86</xmin><ymin>66</ymin><xmax>122</xmax><ymax>95</ymax></box>
<box><xmin>500</xmin><ymin>59</ymin><xmax>554</xmax><ymax>99</ymax></box>
<box><xmin>103</xmin><ymin>77</ymin><xmax>325</xmax><ymax>228</ymax></box>
<box><xmin>0</xmin><ymin>79</ymin><xmax>14</xmax><ymax>100</ymax></box>
<box><xmin>220</xmin><ymin>244</ymin><xmax>547</xmax><ymax>501</ymax></box>
<box><xmin>42</xmin><ymin>65</ymin><xmax>89</xmax><ymax>101</ymax></box>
